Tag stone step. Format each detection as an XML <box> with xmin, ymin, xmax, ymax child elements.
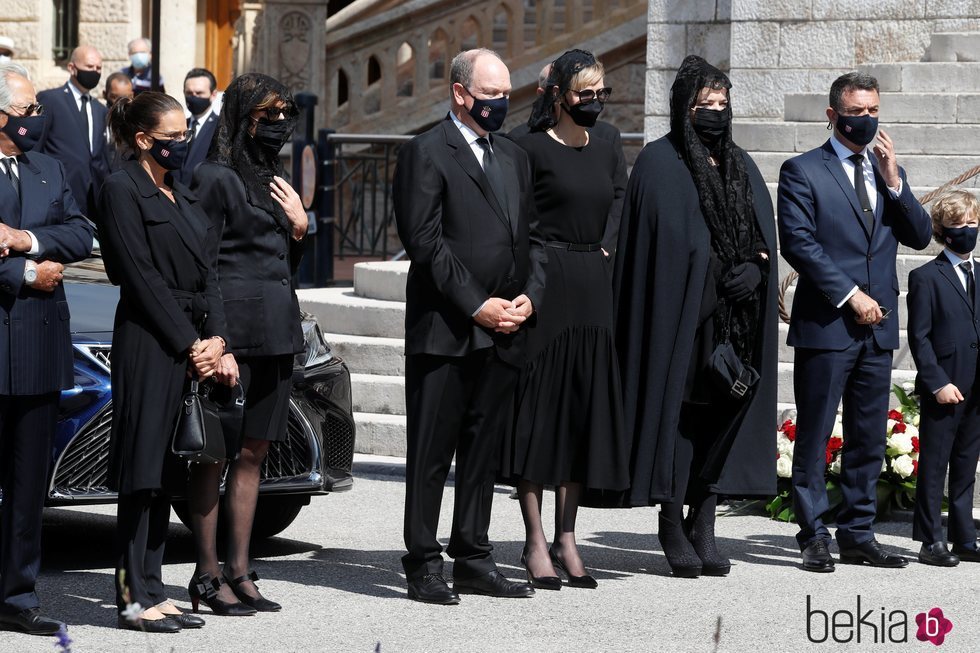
<box><xmin>354</xmin><ymin>261</ymin><xmax>409</xmax><ymax>302</ymax></box>
<box><xmin>777</xmin><ymin>323</ymin><xmax>916</xmax><ymax>372</ymax></box>
<box><xmin>739</xmin><ymin>121</ymin><xmax>980</xmax><ymax>156</ymax></box>
<box><xmin>353</xmin><ymin>412</ymin><xmax>406</xmax><ymax>457</ymax></box>
<box><xmin>299</xmin><ymin>287</ymin><xmax>405</xmax><ymax>338</ymax></box>
<box><xmin>776</xmin><ymin>362</ymin><xmax>915</xmax><ymax>406</ymax></box>
<box><xmin>925</xmin><ymin>32</ymin><xmax>980</xmax><ymax>63</ymax></box>
<box><xmin>782</xmin><ymin>93</ymin><xmax>980</xmax><ymax>125</ymax></box>
<box><xmin>351</xmin><ymin>373</ymin><xmax>405</xmax><ymax>415</ymax></box>
<box><xmin>325</xmin><ymin>332</ymin><xmax>405</xmax><ymax>376</ymax></box>
<box><xmin>752</xmin><ymin>152</ymin><xmax>980</xmax><ymax>189</ymax></box>
<box><xmin>859</xmin><ymin>62</ymin><xmax>980</xmax><ymax>93</ymax></box>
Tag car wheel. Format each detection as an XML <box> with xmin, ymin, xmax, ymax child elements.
<box><xmin>171</xmin><ymin>495</ymin><xmax>308</xmax><ymax>541</ymax></box>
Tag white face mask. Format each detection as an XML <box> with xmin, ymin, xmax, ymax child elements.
<box><xmin>0</xmin><ymin>55</ymin><xmax>11</xmax><ymax>64</ymax></box>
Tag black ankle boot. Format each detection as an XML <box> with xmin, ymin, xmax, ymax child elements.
<box><xmin>685</xmin><ymin>494</ymin><xmax>731</xmax><ymax>576</ymax></box>
<box><xmin>658</xmin><ymin>510</ymin><xmax>702</xmax><ymax>578</ymax></box>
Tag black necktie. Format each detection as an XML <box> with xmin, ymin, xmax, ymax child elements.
<box><xmin>848</xmin><ymin>153</ymin><xmax>873</xmax><ymax>232</ymax></box>
<box><xmin>187</xmin><ymin>116</ymin><xmax>198</xmax><ymax>147</ymax></box>
<box><xmin>80</xmin><ymin>94</ymin><xmax>92</xmax><ymax>154</ymax></box>
<box><xmin>1</xmin><ymin>158</ymin><xmax>19</xmax><ymax>200</ymax></box>
<box><xmin>476</xmin><ymin>137</ymin><xmax>508</xmax><ymax>218</ymax></box>
<box><xmin>962</xmin><ymin>260</ymin><xmax>975</xmax><ymax>305</ymax></box>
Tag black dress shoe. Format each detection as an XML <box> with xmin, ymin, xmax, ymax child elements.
<box><xmin>521</xmin><ymin>550</ymin><xmax>561</xmax><ymax>591</ymax></box>
<box><xmin>951</xmin><ymin>542</ymin><xmax>980</xmax><ymax>562</ymax></box>
<box><xmin>116</xmin><ymin>615</ymin><xmax>181</xmax><ymax>633</ymax></box>
<box><xmin>453</xmin><ymin>570</ymin><xmax>535</xmax><ymax>598</ymax></box>
<box><xmin>918</xmin><ymin>542</ymin><xmax>959</xmax><ymax>567</ymax></box>
<box><xmin>168</xmin><ymin>611</ymin><xmax>205</xmax><ymax>629</ymax></box>
<box><xmin>406</xmin><ymin>573</ymin><xmax>460</xmax><ymax>605</ymax></box>
<box><xmin>839</xmin><ymin>539</ymin><xmax>909</xmax><ymax>568</ymax></box>
<box><xmin>225</xmin><ymin>570</ymin><xmax>282</xmax><ymax>612</ymax></box>
<box><xmin>0</xmin><ymin>608</ymin><xmax>64</xmax><ymax>635</ymax></box>
<box><xmin>801</xmin><ymin>540</ymin><xmax>835</xmax><ymax>573</ymax></box>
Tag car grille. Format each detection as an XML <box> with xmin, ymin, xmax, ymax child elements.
<box><xmin>85</xmin><ymin>345</ymin><xmax>112</xmax><ymax>370</ymax></box>
<box><xmin>324</xmin><ymin>411</ymin><xmax>355</xmax><ymax>472</ymax></box>
<box><xmin>52</xmin><ymin>404</ymin><xmax>113</xmax><ymax>495</ymax></box>
<box><xmin>263</xmin><ymin>409</ymin><xmax>314</xmax><ymax>479</ymax></box>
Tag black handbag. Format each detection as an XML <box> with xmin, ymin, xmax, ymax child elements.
<box><xmin>171</xmin><ymin>379</ymin><xmax>245</xmax><ymax>464</ymax></box>
<box><xmin>708</xmin><ymin>301</ymin><xmax>760</xmax><ymax>401</ymax></box>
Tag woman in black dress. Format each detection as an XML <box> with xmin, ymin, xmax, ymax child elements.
<box><xmin>101</xmin><ymin>92</ymin><xmax>229</xmax><ymax>631</ymax></box>
<box><xmin>186</xmin><ymin>73</ymin><xmax>307</xmax><ymax>614</ymax></box>
<box><xmin>502</xmin><ymin>50</ymin><xmax>629</xmax><ymax>589</ymax></box>
<box><xmin>613</xmin><ymin>56</ymin><xmax>778</xmax><ymax>578</ymax></box>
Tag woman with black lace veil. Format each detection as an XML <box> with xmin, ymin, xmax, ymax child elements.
<box><xmin>613</xmin><ymin>56</ymin><xmax>778</xmax><ymax>578</ymax></box>
<box><xmin>185</xmin><ymin>73</ymin><xmax>308</xmax><ymax>615</ymax></box>
<box><xmin>499</xmin><ymin>49</ymin><xmax>630</xmax><ymax>590</ymax></box>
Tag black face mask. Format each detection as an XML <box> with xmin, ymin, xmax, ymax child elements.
<box><xmin>75</xmin><ymin>69</ymin><xmax>102</xmax><ymax>91</ymax></box>
<box><xmin>1</xmin><ymin>113</ymin><xmax>45</xmax><ymax>153</ymax></box>
<box><xmin>563</xmin><ymin>99</ymin><xmax>603</xmax><ymax>128</ymax></box>
<box><xmin>252</xmin><ymin>117</ymin><xmax>294</xmax><ymax>154</ymax></box>
<box><xmin>835</xmin><ymin>113</ymin><xmax>878</xmax><ymax>147</ymax></box>
<box><xmin>185</xmin><ymin>95</ymin><xmax>212</xmax><ymax>117</ymax></box>
<box><xmin>465</xmin><ymin>90</ymin><xmax>508</xmax><ymax>133</ymax></box>
<box><xmin>691</xmin><ymin>106</ymin><xmax>731</xmax><ymax>146</ymax></box>
<box><xmin>943</xmin><ymin>225</ymin><xmax>979</xmax><ymax>255</ymax></box>
<box><xmin>147</xmin><ymin>138</ymin><xmax>188</xmax><ymax>171</ymax></box>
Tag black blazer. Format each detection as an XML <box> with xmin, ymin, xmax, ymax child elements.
<box><xmin>176</xmin><ymin>112</ymin><xmax>218</xmax><ymax>186</ymax></box>
<box><xmin>191</xmin><ymin>162</ymin><xmax>305</xmax><ymax>357</ymax></box>
<box><xmin>37</xmin><ymin>83</ymin><xmax>110</xmax><ymax>218</ymax></box>
<box><xmin>393</xmin><ymin>117</ymin><xmax>546</xmax><ymax>364</ymax></box>
<box><xmin>778</xmin><ymin>139</ymin><xmax>932</xmax><ymax>351</ymax></box>
<box><xmin>0</xmin><ymin>151</ymin><xmax>93</xmax><ymax>395</ymax></box>
<box><xmin>908</xmin><ymin>254</ymin><xmax>980</xmax><ymax>396</ymax></box>
<box><xmin>98</xmin><ymin>160</ymin><xmax>226</xmax><ymax>355</ymax></box>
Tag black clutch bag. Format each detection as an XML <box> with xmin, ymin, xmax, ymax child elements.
<box><xmin>708</xmin><ymin>301</ymin><xmax>759</xmax><ymax>401</ymax></box>
<box><xmin>171</xmin><ymin>379</ymin><xmax>245</xmax><ymax>464</ymax></box>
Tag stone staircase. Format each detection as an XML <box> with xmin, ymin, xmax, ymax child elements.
<box><xmin>734</xmin><ymin>31</ymin><xmax>980</xmax><ymax>410</ymax></box>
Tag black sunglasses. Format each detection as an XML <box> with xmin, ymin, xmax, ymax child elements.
<box><xmin>569</xmin><ymin>87</ymin><xmax>612</xmax><ymax>103</ymax></box>
<box><xmin>4</xmin><ymin>102</ymin><xmax>43</xmax><ymax>117</ymax></box>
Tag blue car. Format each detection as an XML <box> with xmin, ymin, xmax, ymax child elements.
<box><xmin>25</xmin><ymin>276</ymin><xmax>356</xmax><ymax>539</ymax></box>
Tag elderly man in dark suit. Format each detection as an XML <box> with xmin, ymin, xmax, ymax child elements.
<box><xmin>394</xmin><ymin>48</ymin><xmax>545</xmax><ymax>604</ymax></box>
<box><xmin>175</xmin><ymin>67</ymin><xmax>220</xmax><ymax>186</ymax></box>
<box><xmin>0</xmin><ymin>63</ymin><xmax>94</xmax><ymax>635</ymax></box>
<box><xmin>36</xmin><ymin>45</ymin><xmax>109</xmax><ymax>221</ymax></box>
<box><xmin>778</xmin><ymin>72</ymin><xmax>932</xmax><ymax>573</ymax></box>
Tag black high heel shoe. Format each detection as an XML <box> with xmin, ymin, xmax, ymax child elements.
<box><xmin>519</xmin><ymin>550</ymin><xmax>562</xmax><ymax>591</ymax></box>
<box><xmin>658</xmin><ymin>513</ymin><xmax>702</xmax><ymax>578</ymax></box>
<box><xmin>549</xmin><ymin>548</ymin><xmax>598</xmax><ymax>589</ymax></box>
<box><xmin>224</xmin><ymin>570</ymin><xmax>282</xmax><ymax>612</ymax></box>
<box><xmin>187</xmin><ymin>572</ymin><xmax>256</xmax><ymax>616</ymax></box>
<box><xmin>686</xmin><ymin>496</ymin><xmax>731</xmax><ymax>577</ymax></box>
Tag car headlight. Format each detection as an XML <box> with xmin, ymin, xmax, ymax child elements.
<box><xmin>296</xmin><ymin>314</ymin><xmax>333</xmax><ymax>370</ymax></box>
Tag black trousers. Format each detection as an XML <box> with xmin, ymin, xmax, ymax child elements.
<box><xmin>0</xmin><ymin>393</ymin><xmax>59</xmax><ymax>614</ymax></box>
<box><xmin>791</xmin><ymin>336</ymin><xmax>893</xmax><ymax>549</ymax></box>
<box><xmin>402</xmin><ymin>349</ymin><xmax>518</xmax><ymax>581</ymax></box>
<box><xmin>913</xmin><ymin>385</ymin><xmax>980</xmax><ymax>546</ymax></box>
<box><xmin>115</xmin><ymin>491</ymin><xmax>171</xmax><ymax>612</ymax></box>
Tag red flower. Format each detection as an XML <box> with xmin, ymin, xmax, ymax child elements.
<box><xmin>827</xmin><ymin>436</ymin><xmax>843</xmax><ymax>453</ymax></box>
<box><xmin>888</xmin><ymin>409</ymin><xmax>904</xmax><ymax>422</ymax></box>
<box><xmin>912</xmin><ymin>436</ymin><xmax>919</xmax><ymax>452</ymax></box>
<box><xmin>825</xmin><ymin>449</ymin><xmax>834</xmax><ymax>464</ymax></box>
<box><xmin>892</xmin><ymin>422</ymin><xmax>907</xmax><ymax>434</ymax></box>
<box><xmin>783</xmin><ymin>423</ymin><xmax>797</xmax><ymax>442</ymax></box>
<box><xmin>776</xmin><ymin>452</ymin><xmax>780</xmax><ymax>460</ymax></box>
<box><xmin>913</xmin><ymin>459</ymin><xmax>919</xmax><ymax>476</ymax></box>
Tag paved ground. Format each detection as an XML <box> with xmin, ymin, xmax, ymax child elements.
<box><xmin>3</xmin><ymin>457</ymin><xmax>978</xmax><ymax>653</ymax></box>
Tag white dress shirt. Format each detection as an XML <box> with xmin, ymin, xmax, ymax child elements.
<box><xmin>944</xmin><ymin>248</ymin><xmax>975</xmax><ymax>292</ymax></box>
<box><xmin>67</xmin><ymin>80</ymin><xmax>95</xmax><ymax>153</ymax></box>
<box><xmin>188</xmin><ymin>107</ymin><xmax>214</xmax><ymax>138</ymax></box>
<box><xmin>450</xmin><ymin>111</ymin><xmax>489</xmax><ymax>170</ymax></box>
<box><xmin>0</xmin><ymin>153</ymin><xmax>40</xmax><ymax>262</ymax></box>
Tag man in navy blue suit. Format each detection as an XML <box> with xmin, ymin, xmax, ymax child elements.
<box><xmin>175</xmin><ymin>67</ymin><xmax>220</xmax><ymax>186</ymax></box>
<box><xmin>778</xmin><ymin>72</ymin><xmax>932</xmax><ymax>573</ymax></box>
<box><xmin>0</xmin><ymin>63</ymin><xmax>93</xmax><ymax>635</ymax></box>
<box><xmin>36</xmin><ymin>45</ymin><xmax>109</xmax><ymax>221</ymax></box>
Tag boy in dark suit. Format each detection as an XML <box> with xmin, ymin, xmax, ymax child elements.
<box><xmin>907</xmin><ymin>189</ymin><xmax>980</xmax><ymax>566</ymax></box>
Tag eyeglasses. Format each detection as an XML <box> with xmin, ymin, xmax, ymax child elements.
<box><xmin>569</xmin><ymin>87</ymin><xmax>612</xmax><ymax>103</ymax></box>
<box><xmin>149</xmin><ymin>130</ymin><xmax>191</xmax><ymax>142</ymax></box>
<box><xmin>4</xmin><ymin>102</ymin><xmax>43</xmax><ymax>117</ymax></box>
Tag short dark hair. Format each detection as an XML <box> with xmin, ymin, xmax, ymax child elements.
<box><xmin>184</xmin><ymin>67</ymin><xmax>217</xmax><ymax>92</ymax></box>
<box><xmin>829</xmin><ymin>72</ymin><xmax>878</xmax><ymax>111</ymax></box>
<box><xmin>105</xmin><ymin>71</ymin><xmax>132</xmax><ymax>89</ymax></box>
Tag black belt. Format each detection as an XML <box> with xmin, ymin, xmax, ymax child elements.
<box><xmin>544</xmin><ymin>240</ymin><xmax>602</xmax><ymax>252</ymax></box>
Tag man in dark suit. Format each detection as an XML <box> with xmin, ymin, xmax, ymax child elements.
<box><xmin>393</xmin><ymin>48</ymin><xmax>544</xmax><ymax>604</ymax></box>
<box><xmin>176</xmin><ymin>68</ymin><xmax>220</xmax><ymax>186</ymax></box>
<box><xmin>907</xmin><ymin>191</ymin><xmax>980</xmax><ymax>567</ymax></box>
<box><xmin>102</xmin><ymin>72</ymin><xmax>134</xmax><ymax>173</ymax></box>
<box><xmin>0</xmin><ymin>63</ymin><xmax>94</xmax><ymax>635</ymax></box>
<box><xmin>506</xmin><ymin>63</ymin><xmax>627</xmax><ymax>258</ymax></box>
<box><xmin>37</xmin><ymin>45</ymin><xmax>109</xmax><ymax>221</ymax></box>
<box><xmin>778</xmin><ymin>72</ymin><xmax>932</xmax><ymax>573</ymax></box>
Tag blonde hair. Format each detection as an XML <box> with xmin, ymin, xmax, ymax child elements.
<box><xmin>931</xmin><ymin>189</ymin><xmax>980</xmax><ymax>245</ymax></box>
<box><xmin>570</xmin><ymin>62</ymin><xmax>605</xmax><ymax>92</ymax></box>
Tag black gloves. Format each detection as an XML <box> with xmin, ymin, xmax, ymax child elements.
<box><xmin>720</xmin><ymin>261</ymin><xmax>763</xmax><ymax>302</ymax></box>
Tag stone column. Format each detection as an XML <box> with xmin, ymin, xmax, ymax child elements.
<box><xmin>159</xmin><ymin>0</ymin><xmax>198</xmax><ymax>105</ymax></box>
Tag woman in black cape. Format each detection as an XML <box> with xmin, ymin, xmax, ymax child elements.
<box><xmin>612</xmin><ymin>56</ymin><xmax>778</xmax><ymax>578</ymax></box>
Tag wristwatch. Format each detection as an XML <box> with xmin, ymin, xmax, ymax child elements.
<box><xmin>23</xmin><ymin>260</ymin><xmax>37</xmax><ymax>285</ymax></box>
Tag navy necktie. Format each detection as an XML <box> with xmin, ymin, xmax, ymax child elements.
<box><xmin>848</xmin><ymin>153</ymin><xmax>873</xmax><ymax>232</ymax></box>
